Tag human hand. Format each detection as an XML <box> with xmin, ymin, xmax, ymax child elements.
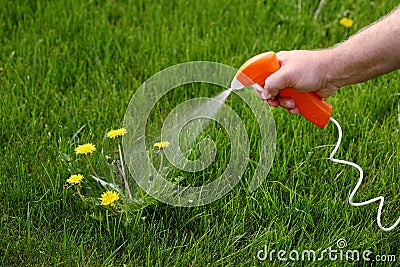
<box><xmin>257</xmin><ymin>50</ymin><xmax>340</xmax><ymax>114</ymax></box>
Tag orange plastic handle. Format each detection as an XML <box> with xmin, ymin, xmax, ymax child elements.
<box><xmin>235</xmin><ymin>52</ymin><xmax>332</xmax><ymax>128</ymax></box>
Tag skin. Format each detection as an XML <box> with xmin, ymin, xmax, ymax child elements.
<box><xmin>259</xmin><ymin>5</ymin><xmax>400</xmax><ymax>114</ymax></box>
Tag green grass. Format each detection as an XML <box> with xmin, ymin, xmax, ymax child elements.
<box><xmin>1</xmin><ymin>0</ymin><xmax>400</xmax><ymax>266</ymax></box>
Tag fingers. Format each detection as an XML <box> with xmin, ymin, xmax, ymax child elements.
<box><xmin>263</xmin><ymin>51</ymin><xmax>289</xmax><ymax>98</ymax></box>
<box><xmin>260</xmin><ymin>87</ymin><xmax>334</xmax><ymax>100</ymax></box>
<box><xmin>252</xmin><ymin>49</ymin><xmax>338</xmax><ymax>114</ymax></box>
<box><xmin>278</xmin><ymin>97</ymin><xmax>299</xmax><ymax>114</ymax></box>
<box><xmin>254</xmin><ymin>88</ymin><xmax>270</xmax><ymax>100</ymax></box>
<box><xmin>255</xmin><ymin>87</ymin><xmax>294</xmax><ymax>108</ymax></box>
<box><xmin>264</xmin><ymin>73</ymin><xmax>284</xmax><ymax>99</ymax></box>
<box><xmin>288</xmin><ymin>106</ymin><xmax>299</xmax><ymax>114</ymax></box>
<box><xmin>264</xmin><ymin>96</ymin><xmax>295</xmax><ymax>109</ymax></box>
<box><xmin>256</xmin><ymin>90</ymin><xmax>299</xmax><ymax>114</ymax></box>
<box><xmin>278</xmin><ymin>97</ymin><xmax>295</xmax><ymax>109</ymax></box>
<box><xmin>266</xmin><ymin>98</ymin><xmax>279</xmax><ymax>107</ymax></box>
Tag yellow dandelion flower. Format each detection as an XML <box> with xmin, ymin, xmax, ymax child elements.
<box><xmin>107</xmin><ymin>128</ymin><xmax>127</xmax><ymax>139</ymax></box>
<box><xmin>99</xmin><ymin>191</ymin><xmax>119</xmax><ymax>206</ymax></box>
<box><xmin>75</xmin><ymin>143</ymin><xmax>96</xmax><ymax>155</ymax></box>
<box><xmin>340</xmin><ymin>17</ymin><xmax>353</xmax><ymax>28</ymax></box>
<box><xmin>66</xmin><ymin>174</ymin><xmax>84</xmax><ymax>184</ymax></box>
<box><xmin>153</xmin><ymin>141</ymin><xmax>170</xmax><ymax>149</ymax></box>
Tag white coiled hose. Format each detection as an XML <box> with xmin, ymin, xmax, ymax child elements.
<box><xmin>329</xmin><ymin>117</ymin><xmax>400</xmax><ymax>231</ymax></box>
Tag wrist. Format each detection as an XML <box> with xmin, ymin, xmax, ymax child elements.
<box><xmin>317</xmin><ymin>46</ymin><xmax>350</xmax><ymax>89</ymax></box>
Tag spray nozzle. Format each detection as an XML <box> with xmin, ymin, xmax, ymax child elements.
<box><xmin>230</xmin><ymin>77</ymin><xmax>244</xmax><ymax>90</ymax></box>
<box><xmin>230</xmin><ymin>77</ymin><xmax>263</xmax><ymax>92</ymax></box>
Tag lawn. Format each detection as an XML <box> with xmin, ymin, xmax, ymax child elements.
<box><xmin>1</xmin><ymin>0</ymin><xmax>400</xmax><ymax>266</ymax></box>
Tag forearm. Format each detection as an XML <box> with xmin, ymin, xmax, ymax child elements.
<box><xmin>324</xmin><ymin>5</ymin><xmax>400</xmax><ymax>88</ymax></box>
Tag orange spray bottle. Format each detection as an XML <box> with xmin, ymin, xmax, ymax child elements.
<box><xmin>231</xmin><ymin>51</ymin><xmax>332</xmax><ymax>128</ymax></box>
<box><xmin>230</xmin><ymin>52</ymin><xmax>400</xmax><ymax>231</ymax></box>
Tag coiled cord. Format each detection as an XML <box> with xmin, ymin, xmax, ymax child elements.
<box><xmin>329</xmin><ymin>117</ymin><xmax>400</xmax><ymax>231</ymax></box>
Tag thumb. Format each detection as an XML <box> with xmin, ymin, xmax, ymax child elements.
<box><xmin>264</xmin><ymin>70</ymin><xmax>288</xmax><ymax>98</ymax></box>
